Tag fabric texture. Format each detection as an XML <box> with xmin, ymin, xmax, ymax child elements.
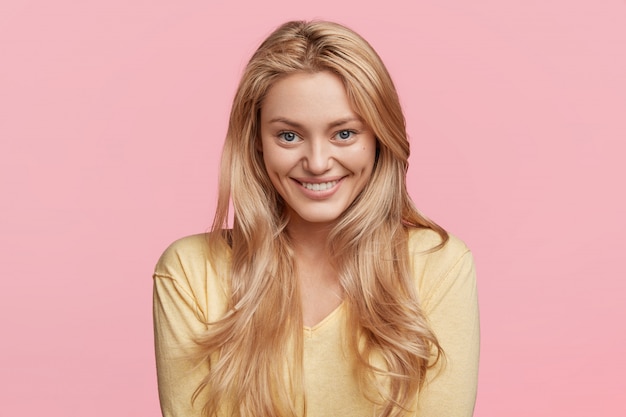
<box><xmin>153</xmin><ymin>228</ymin><xmax>479</xmax><ymax>417</ymax></box>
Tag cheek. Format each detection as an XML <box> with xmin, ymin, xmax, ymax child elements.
<box><xmin>262</xmin><ymin>149</ymin><xmax>285</xmax><ymax>175</ymax></box>
<box><xmin>358</xmin><ymin>143</ymin><xmax>378</xmax><ymax>186</ymax></box>
<box><xmin>261</xmin><ymin>148</ymin><xmax>296</xmax><ymax>192</ymax></box>
<box><xmin>352</xmin><ymin>141</ymin><xmax>377</xmax><ymax>173</ymax></box>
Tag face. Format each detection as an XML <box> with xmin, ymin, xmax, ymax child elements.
<box><xmin>259</xmin><ymin>71</ymin><xmax>377</xmax><ymax>228</ymax></box>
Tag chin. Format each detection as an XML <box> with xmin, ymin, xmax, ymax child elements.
<box><xmin>289</xmin><ymin>209</ymin><xmax>345</xmax><ymax>226</ymax></box>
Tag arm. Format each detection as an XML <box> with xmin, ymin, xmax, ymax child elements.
<box><xmin>417</xmin><ymin>250</ymin><xmax>480</xmax><ymax>417</ymax></box>
<box><xmin>153</xmin><ymin>264</ymin><xmax>210</xmax><ymax>416</ymax></box>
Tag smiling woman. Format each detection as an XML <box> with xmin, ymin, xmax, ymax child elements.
<box><xmin>153</xmin><ymin>20</ymin><xmax>479</xmax><ymax>417</ymax></box>
<box><xmin>259</xmin><ymin>71</ymin><xmax>377</xmax><ymax>229</ymax></box>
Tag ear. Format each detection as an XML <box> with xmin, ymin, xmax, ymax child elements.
<box><xmin>255</xmin><ymin>136</ymin><xmax>263</xmax><ymax>153</ymax></box>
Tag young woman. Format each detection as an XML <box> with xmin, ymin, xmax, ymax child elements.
<box><xmin>153</xmin><ymin>20</ymin><xmax>479</xmax><ymax>417</ymax></box>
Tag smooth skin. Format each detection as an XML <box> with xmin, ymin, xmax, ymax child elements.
<box><xmin>259</xmin><ymin>71</ymin><xmax>377</xmax><ymax>327</ymax></box>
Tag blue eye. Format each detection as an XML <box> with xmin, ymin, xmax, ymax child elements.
<box><xmin>336</xmin><ymin>130</ymin><xmax>354</xmax><ymax>140</ymax></box>
<box><xmin>279</xmin><ymin>131</ymin><xmax>299</xmax><ymax>142</ymax></box>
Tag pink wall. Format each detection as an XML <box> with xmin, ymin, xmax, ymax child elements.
<box><xmin>1</xmin><ymin>1</ymin><xmax>624</xmax><ymax>416</ymax></box>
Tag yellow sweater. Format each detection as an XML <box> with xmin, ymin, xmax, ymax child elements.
<box><xmin>153</xmin><ymin>228</ymin><xmax>479</xmax><ymax>417</ymax></box>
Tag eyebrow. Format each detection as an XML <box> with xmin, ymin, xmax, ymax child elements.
<box><xmin>268</xmin><ymin>117</ymin><xmax>363</xmax><ymax>129</ymax></box>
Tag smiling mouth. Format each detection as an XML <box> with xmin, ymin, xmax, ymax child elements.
<box><xmin>299</xmin><ymin>180</ymin><xmax>340</xmax><ymax>191</ymax></box>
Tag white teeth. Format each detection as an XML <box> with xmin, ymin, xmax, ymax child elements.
<box><xmin>301</xmin><ymin>180</ymin><xmax>338</xmax><ymax>191</ymax></box>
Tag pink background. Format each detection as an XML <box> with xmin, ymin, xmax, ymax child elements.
<box><xmin>1</xmin><ymin>0</ymin><xmax>625</xmax><ymax>416</ymax></box>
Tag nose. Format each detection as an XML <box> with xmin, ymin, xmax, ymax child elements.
<box><xmin>302</xmin><ymin>138</ymin><xmax>332</xmax><ymax>174</ymax></box>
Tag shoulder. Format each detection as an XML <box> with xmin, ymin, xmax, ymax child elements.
<box><xmin>153</xmin><ymin>232</ymin><xmax>230</xmax><ymax>287</ymax></box>
<box><xmin>407</xmin><ymin>228</ymin><xmax>475</xmax><ymax>305</ymax></box>
<box><xmin>407</xmin><ymin>227</ymin><xmax>470</xmax><ymax>264</ymax></box>
<box><xmin>154</xmin><ymin>232</ymin><xmax>232</xmax><ymax>276</ymax></box>
<box><xmin>153</xmin><ymin>233</ymin><xmax>231</xmax><ymax>322</ymax></box>
<box><xmin>154</xmin><ymin>234</ymin><xmax>211</xmax><ymax>275</ymax></box>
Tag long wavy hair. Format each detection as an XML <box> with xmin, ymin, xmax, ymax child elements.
<box><xmin>194</xmin><ymin>20</ymin><xmax>448</xmax><ymax>417</ymax></box>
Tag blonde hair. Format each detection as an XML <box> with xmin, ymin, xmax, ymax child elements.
<box><xmin>195</xmin><ymin>20</ymin><xmax>448</xmax><ymax>417</ymax></box>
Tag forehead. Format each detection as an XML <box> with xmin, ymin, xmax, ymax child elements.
<box><xmin>260</xmin><ymin>71</ymin><xmax>360</xmax><ymax>125</ymax></box>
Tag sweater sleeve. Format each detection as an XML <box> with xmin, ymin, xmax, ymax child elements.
<box><xmin>153</xmin><ymin>240</ymin><xmax>211</xmax><ymax>417</ymax></box>
<box><xmin>416</xmin><ymin>249</ymin><xmax>480</xmax><ymax>417</ymax></box>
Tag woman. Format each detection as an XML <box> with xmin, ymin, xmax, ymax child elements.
<box><xmin>153</xmin><ymin>20</ymin><xmax>479</xmax><ymax>417</ymax></box>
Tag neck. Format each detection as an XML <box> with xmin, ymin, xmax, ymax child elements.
<box><xmin>286</xmin><ymin>219</ymin><xmax>344</xmax><ymax>327</ymax></box>
<box><xmin>286</xmin><ymin>219</ymin><xmax>332</xmax><ymax>259</ymax></box>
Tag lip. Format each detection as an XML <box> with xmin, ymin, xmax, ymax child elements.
<box><xmin>291</xmin><ymin>176</ymin><xmax>345</xmax><ymax>200</ymax></box>
<box><xmin>293</xmin><ymin>175</ymin><xmax>345</xmax><ymax>184</ymax></box>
